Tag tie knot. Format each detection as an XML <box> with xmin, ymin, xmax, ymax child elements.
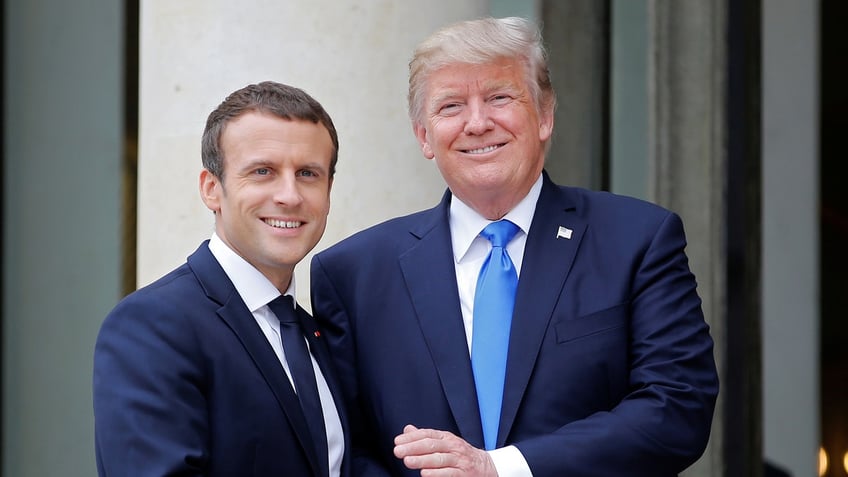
<box><xmin>268</xmin><ymin>294</ymin><xmax>298</xmax><ymax>323</ymax></box>
<box><xmin>480</xmin><ymin>220</ymin><xmax>520</xmax><ymax>248</ymax></box>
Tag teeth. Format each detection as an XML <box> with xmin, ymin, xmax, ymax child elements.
<box><xmin>465</xmin><ymin>144</ymin><xmax>500</xmax><ymax>154</ymax></box>
<box><xmin>264</xmin><ymin>219</ymin><xmax>301</xmax><ymax>229</ymax></box>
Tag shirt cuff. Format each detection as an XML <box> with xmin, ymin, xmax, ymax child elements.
<box><xmin>488</xmin><ymin>445</ymin><xmax>533</xmax><ymax>477</ymax></box>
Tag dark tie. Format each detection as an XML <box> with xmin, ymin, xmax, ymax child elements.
<box><xmin>268</xmin><ymin>295</ymin><xmax>329</xmax><ymax>477</ymax></box>
<box><xmin>471</xmin><ymin>220</ymin><xmax>520</xmax><ymax>451</ymax></box>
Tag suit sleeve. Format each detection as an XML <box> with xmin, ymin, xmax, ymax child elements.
<box><xmin>93</xmin><ymin>295</ymin><xmax>209</xmax><ymax>476</ymax></box>
<box><xmin>516</xmin><ymin>211</ymin><xmax>719</xmax><ymax>476</ymax></box>
<box><xmin>311</xmin><ymin>255</ymin><xmax>394</xmax><ymax>477</ymax></box>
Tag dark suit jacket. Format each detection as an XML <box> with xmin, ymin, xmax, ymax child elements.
<box><xmin>310</xmin><ymin>172</ymin><xmax>718</xmax><ymax>477</ymax></box>
<box><xmin>94</xmin><ymin>241</ymin><xmax>349</xmax><ymax>476</ymax></box>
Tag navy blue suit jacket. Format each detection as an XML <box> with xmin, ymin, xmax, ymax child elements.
<box><xmin>310</xmin><ymin>172</ymin><xmax>718</xmax><ymax>476</ymax></box>
<box><xmin>94</xmin><ymin>241</ymin><xmax>349</xmax><ymax>476</ymax></box>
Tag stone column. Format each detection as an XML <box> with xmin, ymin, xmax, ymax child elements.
<box><xmin>647</xmin><ymin>1</ymin><xmax>728</xmax><ymax>475</ymax></box>
<box><xmin>137</xmin><ymin>1</ymin><xmax>488</xmax><ymax>304</ymax></box>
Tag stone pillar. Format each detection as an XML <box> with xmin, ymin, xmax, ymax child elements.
<box><xmin>137</xmin><ymin>1</ymin><xmax>488</xmax><ymax>305</ymax></box>
<box><xmin>541</xmin><ymin>1</ymin><xmax>731</xmax><ymax>473</ymax></box>
<box><xmin>647</xmin><ymin>1</ymin><xmax>728</xmax><ymax>475</ymax></box>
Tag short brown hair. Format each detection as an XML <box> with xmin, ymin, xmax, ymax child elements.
<box><xmin>202</xmin><ymin>81</ymin><xmax>339</xmax><ymax>178</ymax></box>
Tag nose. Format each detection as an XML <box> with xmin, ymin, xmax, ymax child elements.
<box><xmin>463</xmin><ymin>102</ymin><xmax>494</xmax><ymax>136</ymax></box>
<box><xmin>273</xmin><ymin>172</ymin><xmax>304</xmax><ymax>206</ymax></box>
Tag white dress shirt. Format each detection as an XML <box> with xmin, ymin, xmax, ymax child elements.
<box><xmin>448</xmin><ymin>173</ymin><xmax>543</xmax><ymax>477</ymax></box>
<box><xmin>209</xmin><ymin>233</ymin><xmax>344</xmax><ymax>477</ymax></box>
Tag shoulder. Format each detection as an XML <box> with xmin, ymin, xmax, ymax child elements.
<box><xmin>561</xmin><ymin>184</ymin><xmax>670</xmax><ymax>216</ymax></box>
<box><xmin>98</xmin><ymin>261</ymin><xmax>209</xmax><ymax>340</ymax></box>
<box><xmin>93</xmin><ymin>262</ymin><xmax>214</xmax><ymax>382</ymax></box>
<box><xmin>535</xmin><ymin>181</ymin><xmax>690</xmax><ymax>252</ymax></box>
<box><xmin>317</xmin><ymin>205</ymin><xmax>441</xmax><ymax>259</ymax></box>
<box><xmin>119</xmin><ymin>263</ymin><xmax>201</xmax><ymax>312</ymax></box>
<box><xmin>557</xmin><ymin>185</ymin><xmax>679</xmax><ymax>229</ymax></box>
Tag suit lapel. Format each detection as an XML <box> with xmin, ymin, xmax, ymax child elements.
<box><xmin>187</xmin><ymin>243</ymin><xmax>324</xmax><ymax>476</ymax></box>
<box><xmin>497</xmin><ymin>174</ymin><xmax>586</xmax><ymax>446</ymax></box>
<box><xmin>398</xmin><ymin>193</ymin><xmax>486</xmax><ymax>448</ymax></box>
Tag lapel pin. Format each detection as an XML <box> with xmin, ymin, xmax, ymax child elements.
<box><xmin>556</xmin><ymin>226</ymin><xmax>573</xmax><ymax>240</ymax></box>
<box><xmin>314</xmin><ymin>330</ymin><xmax>321</xmax><ymax>338</ymax></box>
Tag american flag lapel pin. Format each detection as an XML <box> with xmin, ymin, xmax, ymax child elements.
<box><xmin>556</xmin><ymin>226</ymin><xmax>573</xmax><ymax>240</ymax></box>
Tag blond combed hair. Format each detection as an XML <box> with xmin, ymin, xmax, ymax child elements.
<box><xmin>407</xmin><ymin>16</ymin><xmax>556</xmax><ymax>126</ymax></box>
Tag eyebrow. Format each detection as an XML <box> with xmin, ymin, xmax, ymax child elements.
<box><xmin>298</xmin><ymin>161</ymin><xmax>330</xmax><ymax>173</ymax></box>
<box><xmin>237</xmin><ymin>159</ymin><xmax>274</xmax><ymax>173</ymax></box>
<box><xmin>428</xmin><ymin>91</ymin><xmax>462</xmax><ymax>109</ymax></box>
<box><xmin>428</xmin><ymin>79</ymin><xmax>520</xmax><ymax>104</ymax></box>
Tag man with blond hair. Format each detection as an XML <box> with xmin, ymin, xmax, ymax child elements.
<box><xmin>312</xmin><ymin>17</ymin><xmax>717</xmax><ymax>477</ymax></box>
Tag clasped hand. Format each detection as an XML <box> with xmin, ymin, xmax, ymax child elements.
<box><xmin>393</xmin><ymin>424</ymin><xmax>498</xmax><ymax>476</ymax></box>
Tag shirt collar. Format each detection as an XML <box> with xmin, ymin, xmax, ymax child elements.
<box><xmin>449</xmin><ymin>173</ymin><xmax>542</xmax><ymax>263</ymax></box>
<box><xmin>207</xmin><ymin>233</ymin><xmax>296</xmax><ymax>312</ymax></box>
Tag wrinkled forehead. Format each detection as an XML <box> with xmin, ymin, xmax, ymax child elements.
<box><xmin>422</xmin><ymin>59</ymin><xmax>530</xmax><ymax>97</ymax></box>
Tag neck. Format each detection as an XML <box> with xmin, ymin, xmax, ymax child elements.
<box><xmin>456</xmin><ymin>187</ymin><xmax>528</xmax><ymax>221</ymax></box>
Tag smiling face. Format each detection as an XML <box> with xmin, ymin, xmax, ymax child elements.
<box><xmin>200</xmin><ymin>111</ymin><xmax>334</xmax><ymax>291</ymax></box>
<box><xmin>413</xmin><ymin>57</ymin><xmax>554</xmax><ymax>220</ymax></box>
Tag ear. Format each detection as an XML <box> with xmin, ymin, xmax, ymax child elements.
<box><xmin>413</xmin><ymin>122</ymin><xmax>435</xmax><ymax>160</ymax></box>
<box><xmin>538</xmin><ymin>104</ymin><xmax>555</xmax><ymax>143</ymax></box>
<box><xmin>199</xmin><ymin>169</ymin><xmax>222</xmax><ymax>213</ymax></box>
<box><xmin>326</xmin><ymin>176</ymin><xmax>333</xmax><ymax>210</ymax></box>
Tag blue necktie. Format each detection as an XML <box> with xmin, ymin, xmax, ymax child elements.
<box><xmin>268</xmin><ymin>295</ymin><xmax>329</xmax><ymax>477</ymax></box>
<box><xmin>471</xmin><ymin>220</ymin><xmax>520</xmax><ymax>450</ymax></box>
